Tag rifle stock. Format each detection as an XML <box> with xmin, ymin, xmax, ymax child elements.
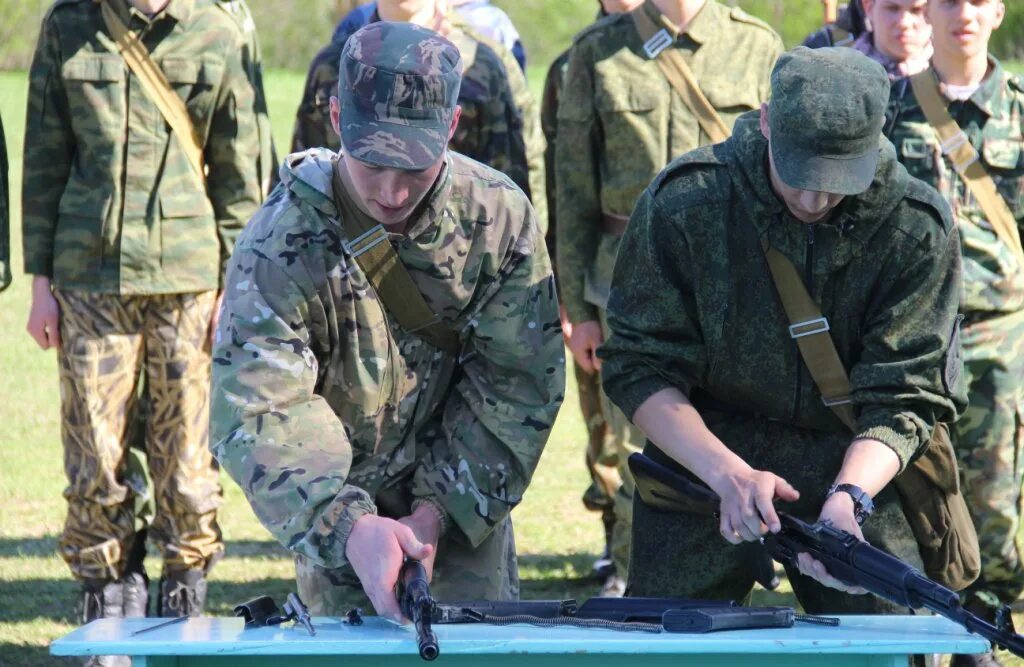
<box><xmin>628</xmin><ymin>452</ymin><xmax>1024</xmax><ymax>657</ymax></box>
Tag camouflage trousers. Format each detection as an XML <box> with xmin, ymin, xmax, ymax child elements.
<box><xmin>574</xmin><ymin>361</ymin><xmax>621</xmax><ymax>547</ymax></box>
<box><xmin>629</xmin><ymin>413</ymin><xmax>922</xmax><ymax>615</ymax></box>
<box><xmin>296</xmin><ymin>514</ymin><xmax>519</xmax><ymax>616</ymax></box>
<box><xmin>596</xmin><ymin>308</ymin><xmax>646</xmax><ymax>580</ymax></box>
<box><xmin>55</xmin><ymin>290</ymin><xmax>224</xmax><ymax>581</ymax></box>
<box><xmin>955</xmin><ymin>310</ymin><xmax>1024</xmax><ymax>608</ymax></box>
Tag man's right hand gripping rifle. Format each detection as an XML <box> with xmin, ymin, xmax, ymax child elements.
<box><xmin>344</xmin><ymin>503</ymin><xmax>442</xmax><ymax>623</ymax></box>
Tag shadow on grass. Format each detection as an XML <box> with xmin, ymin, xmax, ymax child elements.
<box><xmin>0</xmin><ymin>645</ymin><xmax>78</xmax><ymax>667</ymax></box>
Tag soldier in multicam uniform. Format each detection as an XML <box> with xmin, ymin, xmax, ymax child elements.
<box><xmin>210</xmin><ymin>21</ymin><xmax>564</xmax><ymax>619</ymax></box>
<box><xmin>600</xmin><ymin>47</ymin><xmax>966</xmax><ymax>612</ymax></box>
<box><xmin>803</xmin><ymin>0</ymin><xmax>867</xmax><ymax>48</ymax></box>
<box><xmin>21</xmin><ymin>0</ymin><xmax>261</xmax><ymax>647</ymax></box>
<box><xmin>556</xmin><ymin>0</ymin><xmax>782</xmax><ymax>593</ymax></box>
<box><xmin>887</xmin><ymin>2</ymin><xmax>1022</xmax><ymax>664</ymax></box>
<box><xmin>290</xmin><ymin>0</ymin><xmax>546</xmax><ymax>229</ymax></box>
<box><xmin>540</xmin><ymin>0</ymin><xmax>643</xmax><ymax>596</ymax></box>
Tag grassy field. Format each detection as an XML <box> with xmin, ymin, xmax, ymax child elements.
<box><xmin>3</xmin><ymin>62</ymin><xmax>1024</xmax><ymax>667</ymax></box>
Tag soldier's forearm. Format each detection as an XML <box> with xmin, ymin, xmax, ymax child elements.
<box><xmin>831</xmin><ymin>438</ymin><xmax>900</xmax><ymax>498</ymax></box>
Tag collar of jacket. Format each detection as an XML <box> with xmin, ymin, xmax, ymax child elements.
<box><xmin>946</xmin><ymin>56</ymin><xmax>1009</xmax><ymax>120</ymax></box>
<box><xmin>727</xmin><ymin>111</ymin><xmax>909</xmax><ymax>274</ymax></box>
<box><xmin>281</xmin><ymin>148</ymin><xmax>455</xmax><ymax>242</ymax></box>
<box><xmin>104</xmin><ymin>0</ymin><xmax>194</xmax><ymax>26</ymax></box>
<box><xmin>642</xmin><ymin>0</ymin><xmax>719</xmax><ymax>45</ymax></box>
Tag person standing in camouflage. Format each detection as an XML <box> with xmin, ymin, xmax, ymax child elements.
<box><xmin>540</xmin><ymin>0</ymin><xmax>642</xmax><ymax>596</ymax></box>
<box><xmin>556</xmin><ymin>0</ymin><xmax>782</xmax><ymax>590</ymax></box>
<box><xmin>887</xmin><ymin>3</ymin><xmax>1022</xmax><ymax>663</ymax></box>
<box><xmin>210</xmin><ymin>21</ymin><xmax>564</xmax><ymax>619</ymax></box>
<box><xmin>21</xmin><ymin>0</ymin><xmax>261</xmax><ymax>645</ymax></box>
<box><xmin>601</xmin><ymin>46</ymin><xmax>966</xmax><ymax>612</ymax></box>
<box><xmin>803</xmin><ymin>0</ymin><xmax>867</xmax><ymax>48</ymax></box>
<box><xmin>290</xmin><ymin>0</ymin><xmax>546</xmax><ymax>228</ymax></box>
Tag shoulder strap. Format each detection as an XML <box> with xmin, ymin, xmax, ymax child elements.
<box><xmin>761</xmin><ymin>242</ymin><xmax>857</xmax><ymax>432</ymax></box>
<box><xmin>330</xmin><ymin>159</ymin><xmax>460</xmax><ymax>355</ymax></box>
<box><xmin>630</xmin><ymin>3</ymin><xmax>730</xmax><ymax>144</ymax></box>
<box><xmin>100</xmin><ymin>0</ymin><xmax>205</xmax><ymax>183</ymax></box>
<box><xmin>909</xmin><ymin>69</ymin><xmax>1024</xmax><ymax>264</ymax></box>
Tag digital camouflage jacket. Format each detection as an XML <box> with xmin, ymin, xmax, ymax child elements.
<box><xmin>289</xmin><ymin>10</ymin><xmax>544</xmax><ymax>227</ymax></box>
<box><xmin>600</xmin><ymin>113</ymin><xmax>966</xmax><ymax>470</ymax></box>
<box><xmin>22</xmin><ymin>0</ymin><xmax>261</xmax><ymax>294</ymax></box>
<box><xmin>556</xmin><ymin>0</ymin><xmax>782</xmax><ymax>324</ymax></box>
<box><xmin>210</xmin><ymin>148</ymin><xmax>564</xmax><ymax>569</ymax></box>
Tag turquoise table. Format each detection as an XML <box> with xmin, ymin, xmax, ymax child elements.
<box><xmin>51</xmin><ymin>615</ymin><xmax>990</xmax><ymax>666</ymax></box>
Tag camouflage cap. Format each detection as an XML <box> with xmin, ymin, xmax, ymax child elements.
<box><xmin>768</xmin><ymin>46</ymin><xmax>889</xmax><ymax>195</ymax></box>
<box><xmin>338</xmin><ymin>21</ymin><xmax>463</xmax><ymax>170</ymax></box>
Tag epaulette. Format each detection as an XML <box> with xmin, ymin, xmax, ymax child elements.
<box><xmin>571</xmin><ymin>11</ymin><xmax>626</xmax><ymax>45</ymax></box>
<box><xmin>45</xmin><ymin>0</ymin><xmax>90</xmax><ymax>21</ymax></box>
<box><xmin>728</xmin><ymin>6</ymin><xmax>776</xmax><ymax>34</ymax></box>
<box><xmin>900</xmin><ymin>177</ymin><xmax>955</xmax><ymax>236</ymax></box>
<box><xmin>648</xmin><ymin>143</ymin><xmax>727</xmax><ymax>196</ymax></box>
<box><xmin>1007</xmin><ymin>72</ymin><xmax>1024</xmax><ymax>96</ymax></box>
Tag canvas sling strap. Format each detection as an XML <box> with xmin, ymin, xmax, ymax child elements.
<box><xmin>910</xmin><ymin>68</ymin><xmax>1024</xmax><ymax>264</ymax></box>
<box><xmin>630</xmin><ymin>3</ymin><xmax>731</xmax><ymax>145</ymax></box>
<box><xmin>330</xmin><ymin>159</ymin><xmax>460</xmax><ymax>355</ymax></box>
<box><xmin>761</xmin><ymin>243</ymin><xmax>857</xmax><ymax>430</ymax></box>
<box><xmin>99</xmin><ymin>0</ymin><xmax>206</xmax><ymax>183</ymax></box>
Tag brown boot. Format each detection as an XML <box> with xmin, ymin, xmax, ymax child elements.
<box><xmin>157</xmin><ymin>569</ymin><xmax>207</xmax><ymax>618</ymax></box>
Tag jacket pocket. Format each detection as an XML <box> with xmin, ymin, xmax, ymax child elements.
<box><xmin>160</xmin><ymin>57</ymin><xmax>224</xmax><ymax>128</ymax></box>
<box><xmin>702</xmin><ymin>78</ymin><xmax>761</xmax><ymax>115</ymax></box>
<box><xmin>61</xmin><ymin>54</ymin><xmax>126</xmax><ymax>146</ymax></box>
<box><xmin>159</xmin><ymin>191</ymin><xmax>218</xmax><ymax>270</ymax></box>
<box><xmin>594</xmin><ymin>74</ymin><xmax>667</xmax><ymax>191</ymax></box>
<box><xmin>54</xmin><ymin>188</ymin><xmax>113</xmax><ymax>279</ymax></box>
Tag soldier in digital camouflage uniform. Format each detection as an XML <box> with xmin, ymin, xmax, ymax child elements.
<box><xmin>0</xmin><ymin>113</ymin><xmax>9</xmax><ymax>293</ymax></box>
<box><xmin>600</xmin><ymin>47</ymin><xmax>966</xmax><ymax>612</ymax></box>
<box><xmin>886</xmin><ymin>2</ymin><xmax>1023</xmax><ymax>660</ymax></box>
<box><xmin>210</xmin><ymin>21</ymin><xmax>564</xmax><ymax>618</ymax></box>
<box><xmin>22</xmin><ymin>0</ymin><xmax>261</xmax><ymax>642</ymax></box>
<box><xmin>290</xmin><ymin>0</ymin><xmax>546</xmax><ymax>229</ymax></box>
<box><xmin>540</xmin><ymin>0</ymin><xmax>642</xmax><ymax>595</ymax></box>
<box><xmin>556</xmin><ymin>0</ymin><xmax>782</xmax><ymax>590</ymax></box>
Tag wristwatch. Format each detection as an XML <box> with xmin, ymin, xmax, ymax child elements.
<box><xmin>825</xmin><ymin>483</ymin><xmax>875</xmax><ymax>525</ymax></box>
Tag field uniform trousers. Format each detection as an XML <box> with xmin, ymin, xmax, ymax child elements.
<box><xmin>629</xmin><ymin>411</ymin><xmax>922</xmax><ymax>615</ymax></box>
<box><xmin>55</xmin><ymin>289</ymin><xmax>223</xmax><ymax>581</ymax></box>
<box><xmin>955</xmin><ymin>309</ymin><xmax>1024</xmax><ymax>607</ymax></box>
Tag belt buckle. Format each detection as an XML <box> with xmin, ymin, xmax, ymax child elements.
<box><xmin>788</xmin><ymin>317</ymin><xmax>830</xmax><ymax>339</ymax></box>
<box><xmin>643</xmin><ymin>29</ymin><xmax>673</xmax><ymax>59</ymax></box>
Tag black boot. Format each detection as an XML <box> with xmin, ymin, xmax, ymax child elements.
<box><xmin>121</xmin><ymin>531</ymin><xmax>149</xmax><ymax>618</ymax></box>
<box><xmin>157</xmin><ymin>569</ymin><xmax>207</xmax><ymax>618</ymax></box>
<box><xmin>79</xmin><ymin>580</ymin><xmax>129</xmax><ymax>667</ymax></box>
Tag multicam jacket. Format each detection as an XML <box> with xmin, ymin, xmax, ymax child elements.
<box><xmin>210</xmin><ymin>149</ymin><xmax>564</xmax><ymax>569</ymax></box>
<box><xmin>289</xmin><ymin>10</ymin><xmax>545</xmax><ymax>228</ymax></box>
<box><xmin>556</xmin><ymin>0</ymin><xmax>783</xmax><ymax>324</ymax></box>
<box><xmin>600</xmin><ymin>114</ymin><xmax>966</xmax><ymax>470</ymax></box>
<box><xmin>887</xmin><ymin>60</ymin><xmax>1024</xmax><ymax>320</ymax></box>
<box><xmin>22</xmin><ymin>0</ymin><xmax>261</xmax><ymax>294</ymax></box>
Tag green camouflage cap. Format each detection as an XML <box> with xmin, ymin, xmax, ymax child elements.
<box><xmin>338</xmin><ymin>21</ymin><xmax>463</xmax><ymax>170</ymax></box>
<box><xmin>768</xmin><ymin>46</ymin><xmax>889</xmax><ymax>195</ymax></box>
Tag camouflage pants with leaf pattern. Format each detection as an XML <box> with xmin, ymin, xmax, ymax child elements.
<box><xmin>956</xmin><ymin>312</ymin><xmax>1024</xmax><ymax>608</ymax></box>
<box><xmin>55</xmin><ymin>289</ymin><xmax>223</xmax><ymax>581</ymax></box>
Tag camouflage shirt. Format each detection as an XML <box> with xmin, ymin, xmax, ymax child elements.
<box><xmin>21</xmin><ymin>0</ymin><xmax>261</xmax><ymax>294</ymax></box>
<box><xmin>887</xmin><ymin>60</ymin><xmax>1024</xmax><ymax>318</ymax></box>
<box><xmin>289</xmin><ymin>10</ymin><xmax>543</xmax><ymax>227</ymax></box>
<box><xmin>600</xmin><ymin>114</ymin><xmax>966</xmax><ymax>470</ymax></box>
<box><xmin>556</xmin><ymin>0</ymin><xmax>783</xmax><ymax>324</ymax></box>
<box><xmin>210</xmin><ymin>149</ymin><xmax>564</xmax><ymax>569</ymax></box>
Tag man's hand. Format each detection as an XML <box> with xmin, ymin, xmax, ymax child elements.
<box><xmin>397</xmin><ymin>503</ymin><xmax>443</xmax><ymax>586</ymax></box>
<box><xmin>559</xmin><ymin>304</ymin><xmax>573</xmax><ymax>344</ymax></box>
<box><xmin>568</xmin><ymin>320</ymin><xmax>603</xmax><ymax>373</ymax></box>
<box><xmin>796</xmin><ymin>493</ymin><xmax>868</xmax><ymax>594</ymax></box>
<box><xmin>208</xmin><ymin>291</ymin><xmax>224</xmax><ymax>347</ymax></box>
<box><xmin>345</xmin><ymin>514</ymin><xmax>434</xmax><ymax>622</ymax></box>
<box><xmin>707</xmin><ymin>463</ymin><xmax>800</xmax><ymax>544</ymax></box>
<box><xmin>26</xmin><ymin>275</ymin><xmax>61</xmax><ymax>351</ymax></box>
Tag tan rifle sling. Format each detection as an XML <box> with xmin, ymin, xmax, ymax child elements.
<box><xmin>910</xmin><ymin>69</ymin><xmax>1024</xmax><ymax>264</ymax></box>
<box><xmin>760</xmin><ymin>241</ymin><xmax>980</xmax><ymax>589</ymax></box>
<box><xmin>100</xmin><ymin>0</ymin><xmax>206</xmax><ymax>184</ymax></box>
<box><xmin>630</xmin><ymin>3</ymin><xmax>731</xmax><ymax>145</ymax></box>
<box><xmin>330</xmin><ymin>159</ymin><xmax>460</xmax><ymax>355</ymax></box>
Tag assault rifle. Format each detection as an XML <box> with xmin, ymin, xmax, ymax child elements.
<box><xmin>396</xmin><ymin>560</ymin><xmax>838</xmax><ymax>661</ymax></box>
<box><xmin>628</xmin><ymin>451</ymin><xmax>1024</xmax><ymax>658</ymax></box>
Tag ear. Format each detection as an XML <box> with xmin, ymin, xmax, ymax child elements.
<box><xmin>448</xmin><ymin>105</ymin><xmax>463</xmax><ymax>142</ymax></box>
<box><xmin>993</xmin><ymin>0</ymin><xmax>1006</xmax><ymax>30</ymax></box>
<box><xmin>759</xmin><ymin>103</ymin><xmax>771</xmax><ymax>140</ymax></box>
<box><xmin>330</xmin><ymin>96</ymin><xmax>342</xmax><ymax>139</ymax></box>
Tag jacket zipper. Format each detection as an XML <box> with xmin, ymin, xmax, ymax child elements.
<box><xmin>793</xmin><ymin>224</ymin><xmax>815</xmax><ymax>421</ymax></box>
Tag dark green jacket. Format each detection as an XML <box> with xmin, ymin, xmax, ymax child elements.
<box><xmin>600</xmin><ymin>113</ymin><xmax>967</xmax><ymax>470</ymax></box>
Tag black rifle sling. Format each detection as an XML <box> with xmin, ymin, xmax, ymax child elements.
<box><xmin>331</xmin><ymin>159</ymin><xmax>460</xmax><ymax>355</ymax></box>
